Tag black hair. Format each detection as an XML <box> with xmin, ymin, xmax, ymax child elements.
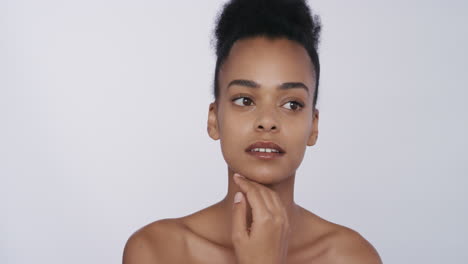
<box><xmin>212</xmin><ymin>0</ymin><xmax>322</xmax><ymax>109</ymax></box>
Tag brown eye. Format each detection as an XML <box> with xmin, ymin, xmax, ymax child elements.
<box><xmin>282</xmin><ymin>101</ymin><xmax>304</xmax><ymax>111</ymax></box>
<box><xmin>233</xmin><ymin>97</ymin><xmax>254</xmax><ymax>106</ymax></box>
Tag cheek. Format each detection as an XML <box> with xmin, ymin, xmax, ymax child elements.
<box><xmin>220</xmin><ymin>109</ymin><xmax>250</xmax><ymax>134</ymax></box>
<box><xmin>217</xmin><ymin>112</ymin><xmax>251</xmax><ymax>171</ymax></box>
<box><xmin>289</xmin><ymin>132</ymin><xmax>308</xmax><ymax>155</ymax></box>
<box><xmin>288</xmin><ymin>112</ymin><xmax>312</xmax><ymax>133</ymax></box>
<box><xmin>218</xmin><ymin>111</ymin><xmax>249</xmax><ymax>148</ymax></box>
<box><xmin>286</xmin><ymin>118</ymin><xmax>312</xmax><ymax>153</ymax></box>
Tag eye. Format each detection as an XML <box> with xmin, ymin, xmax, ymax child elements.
<box><xmin>282</xmin><ymin>101</ymin><xmax>304</xmax><ymax>111</ymax></box>
<box><xmin>232</xmin><ymin>97</ymin><xmax>254</xmax><ymax>106</ymax></box>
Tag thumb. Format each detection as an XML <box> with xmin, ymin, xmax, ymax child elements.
<box><xmin>232</xmin><ymin>192</ymin><xmax>248</xmax><ymax>243</ymax></box>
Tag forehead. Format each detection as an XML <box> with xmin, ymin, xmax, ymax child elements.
<box><xmin>219</xmin><ymin>36</ymin><xmax>316</xmax><ymax>94</ymax></box>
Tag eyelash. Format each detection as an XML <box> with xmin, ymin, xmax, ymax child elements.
<box><xmin>231</xmin><ymin>96</ymin><xmax>305</xmax><ymax>111</ymax></box>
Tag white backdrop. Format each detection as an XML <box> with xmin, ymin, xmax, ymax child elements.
<box><xmin>2</xmin><ymin>0</ymin><xmax>467</xmax><ymax>263</ymax></box>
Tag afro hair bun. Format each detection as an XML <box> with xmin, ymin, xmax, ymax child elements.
<box><xmin>212</xmin><ymin>0</ymin><xmax>322</xmax><ymax>108</ymax></box>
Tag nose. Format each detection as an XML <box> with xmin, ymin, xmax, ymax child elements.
<box><xmin>254</xmin><ymin>108</ymin><xmax>279</xmax><ymax>133</ymax></box>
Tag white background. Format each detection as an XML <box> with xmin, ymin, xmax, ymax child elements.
<box><xmin>2</xmin><ymin>0</ymin><xmax>467</xmax><ymax>263</ymax></box>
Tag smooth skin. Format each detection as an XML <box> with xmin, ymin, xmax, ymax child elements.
<box><xmin>123</xmin><ymin>36</ymin><xmax>382</xmax><ymax>264</ymax></box>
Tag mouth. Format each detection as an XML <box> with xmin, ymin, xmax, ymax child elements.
<box><xmin>245</xmin><ymin>141</ymin><xmax>286</xmax><ymax>160</ymax></box>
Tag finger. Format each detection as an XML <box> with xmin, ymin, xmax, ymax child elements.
<box><xmin>231</xmin><ymin>191</ymin><xmax>248</xmax><ymax>243</ymax></box>
<box><xmin>234</xmin><ymin>174</ymin><xmax>277</xmax><ymax>213</ymax></box>
<box><xmin>247</xmin><ymin>179</ymin><xmax>285</xmax><ymax>216</ymax></box>
<box><xmin>269</xmin><ymin>192</ymin><xmax>289</xmax><ymax>225</ymax></box>
<box><xmin>233</xmin><ymin>173</ymin><xmax>270</xmax><ymax>217</ymax></box>
<box><xmin>247</xmin><ymin>186</ymin><xmax>276</xmax><ymax>215</ymax></box>
<box><xmin>269</xmin><ymin>190</ymin><xmax>285</xmax><ymax>211</ymax></box>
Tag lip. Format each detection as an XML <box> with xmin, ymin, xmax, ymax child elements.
<box><xmin>245</xmin><ymin>141</ymin><xmax>286</xmax><ymax>157</ymax></box>
<box><xmin>246</xmin><ymin>150</ymin><xmax>285</xmax><ymax>160</ymax></box>
<box><xmin>245</xmin><ymin>141</ymin><xmax>286</xmax><ymax>153</ymax></box>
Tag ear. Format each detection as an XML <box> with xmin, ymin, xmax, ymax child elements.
<box><xmin>307</xmin><ymin>108</ymin><xmax>319</xmax><ymax>146</ymax></box>
<box><xmin>207</xmin><ymin>101</ymin><xmax>220</xmax><ymax>140</ymax></box>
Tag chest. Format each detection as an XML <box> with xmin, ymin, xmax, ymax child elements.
<box><xmin>182</xmin><ymin>240</ymin><xmax>334</xmax><ymax>264</ymax></box>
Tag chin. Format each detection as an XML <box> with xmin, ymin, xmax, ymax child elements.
<box><xmin>224</xmin><ymin>152</ymin><xmax>296</xmax><ymax>183</ymax></box>
<box><xmin>235</xmin><ymin>165</ymin><xmax>291</xmax><ymax>184</ymax></box>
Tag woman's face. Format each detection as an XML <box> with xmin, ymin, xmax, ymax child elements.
<box><xmin>208</xmin><ymin>36</ymin><xmax>319</xmax><ymax>184</ymax></box>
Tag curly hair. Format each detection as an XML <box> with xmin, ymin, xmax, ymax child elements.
<box><xmin>212</xmin><ymin>0</ymin><xmax>322</xmax><ymax>108</ymax></box>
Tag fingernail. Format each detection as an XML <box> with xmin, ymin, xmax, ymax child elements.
<box><xmin>234</xmin><ymin>173</ymin><xmax>245</xmax><ymax>179</ymax></box>
<box><xmin>234</xmin><ymin>192</ymin><xmax>243</xmax><ymax>203</ymax></box>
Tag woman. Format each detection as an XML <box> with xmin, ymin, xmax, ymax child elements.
<box><xmin>123</xmin><ymin>0</ymin><xmax>382</xmax><ymax>263</ymax></box>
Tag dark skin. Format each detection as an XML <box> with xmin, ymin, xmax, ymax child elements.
<box><xmin>123</xmin><ymin>36</ymin><xmax>382</xmax><ymax>264</ymax></box>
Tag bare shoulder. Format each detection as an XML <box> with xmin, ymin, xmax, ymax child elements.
<box><xmin>122</xmin><ymin>218</ymin><xmax>187</xmax><ymax>264</ymax></box>
<box><xmin>299</xmin><ymin>208</ymin><xmax>382</xmax><ymax>264</ymax></box>
<box><xmin>324</xmin><ymin>224</ymin><xmax>383</xmax><ymax>264</ymax></box>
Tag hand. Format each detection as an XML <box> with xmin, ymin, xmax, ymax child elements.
<box><xmin>231</xmin><ymin>173</ymin><xmax>291</xmax><ymax>264</ymax></box>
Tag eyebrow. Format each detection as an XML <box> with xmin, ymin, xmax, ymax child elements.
<box><xmin>227</xmin><ymin>79</ymin><xmax>309</xmax><ymax>94</ymax></box>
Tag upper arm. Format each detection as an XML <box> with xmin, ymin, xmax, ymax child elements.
<box><xmin>122</xmin><ymin>231</ymin><xmax>159</xmax><ymax>264</ymax></box>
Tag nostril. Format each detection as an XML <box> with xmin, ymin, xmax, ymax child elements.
<box><xmin>257</xmin><ymin>125</ymin><xmax>276</xmax><ymax>130</ymax></box>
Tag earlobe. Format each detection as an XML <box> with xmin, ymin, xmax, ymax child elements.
<box><xmin>207</xmin><ymin>102</ymin><xmax>220</xmax><ymax>140</ymax></box>
<box><xmin>307</xmin><ymin>108</ymin><xmax>319</xmax><ymax>146</ymax></box>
